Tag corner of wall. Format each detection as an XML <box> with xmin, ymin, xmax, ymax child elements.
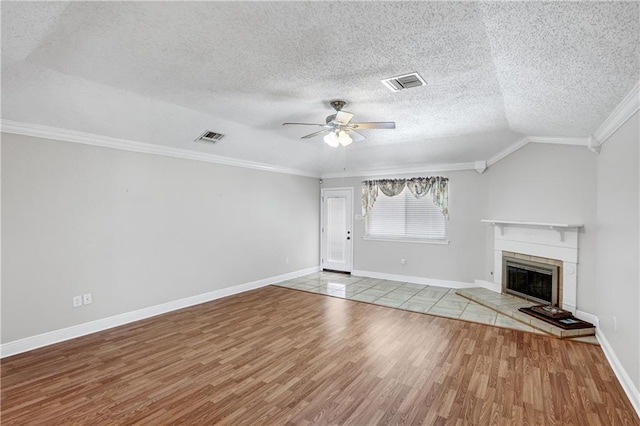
<box><xmin>597</xmin><ymin>328</ymin><xmax>640</xmax><ymax>417</ymax></box>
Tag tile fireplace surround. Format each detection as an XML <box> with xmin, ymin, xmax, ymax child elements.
<box><xmin>482</xmin><ymin>220</ymin><xmax>583</xmax><ymax>313</ymax></box>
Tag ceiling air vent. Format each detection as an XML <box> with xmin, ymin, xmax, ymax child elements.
<box><xmin>381</xmin><ymin>72</ymin><xmax>427</xmax><ymax>92</ymax></box>
<box><xmin>196</xmin><ymin>130</ymin><xmax>225</xmax><ymax>144</ymax></box>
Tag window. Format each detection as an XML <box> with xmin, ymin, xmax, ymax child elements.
<box><xmin>366</xmin><ymin>186</ymin><xmax>446</xmax><ymax>241</ymax></box>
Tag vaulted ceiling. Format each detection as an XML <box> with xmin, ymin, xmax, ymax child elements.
<box><xmin>2</xmin><ymin>2</ymin><xmax>638</xmax><ymax>176</ymax></box>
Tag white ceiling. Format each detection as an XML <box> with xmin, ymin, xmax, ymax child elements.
<box><xmin>2</xmin><ymin>1</ymin><xmax>638</xmax><ymax>176</ymax></box>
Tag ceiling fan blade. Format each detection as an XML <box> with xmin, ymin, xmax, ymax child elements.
<box><xmin>334</xmin><ymin>111</ymin><xmax>354</xmax><ymax>125</ymax></box>
<box><xmin>282</xmin><ymin>122</ymin><xmax>328</xmax><ymax>127</ymax></box>
<box><xmin>301</xmin><ymin>129</ymin><xmax>331</xmax><ymax>139</ymax></box>
<box><xmin>346</xmin><ymin>129</ymin><xmax>365</xmax><ymax>142</ymax></box>
<box><xmin>351</xmin><ymin>122</ymin><xmax>396</xmax><ymax>129</ymax></box>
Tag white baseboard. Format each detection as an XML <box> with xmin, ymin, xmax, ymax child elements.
<box><xmin>5</xmin><ymin>265</ymin><xmax>638</xmax><ymax>420</ymax></box>
<box><xmin>351</xmin><ymin>270</ymin><xmax>472</xmax><ymax>289</ymax></box>
<box><xmin>561</xmin><ymin>304</ymin><xmax>577</xmax><ymax>315</ymax></box>
<box><xmin>0</xmin><ymin>266</ymin><xmax>320</xmax><ymax>358</ymax></box>
<box><xmin>473</xmin><ymin>279</ymin><xmax>501</xmax><ymax>293</ymax></box>
<box><xmin>596</xmin><ymin>328</ymin><xmax>640</xmax><ymax>418</ymax></box>
<box><xmin>574</xmin><ymin>310</ymin><xmax>600</xmax><ymax>328</ymax></box>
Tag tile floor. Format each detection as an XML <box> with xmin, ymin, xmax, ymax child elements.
<box><xmin>274</xmin><ymin>271</ymin><xmax>548</xmax><ymax>335</ymax></box>
<box><xmin>457</xmin><ymin>287</ymin><xmax>596</xmax><ymax>339</ymax></box>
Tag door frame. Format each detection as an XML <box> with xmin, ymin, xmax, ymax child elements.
<box><xmin>320</xmin><ymin>187</ymin><xmax>354</xmax><ymax>273</ymax></box>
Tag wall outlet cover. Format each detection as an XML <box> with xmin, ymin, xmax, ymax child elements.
<box><xmin>83</xmin><ymin>293</ymin><xmax>92</xmax><ymax>305</ymax></box>
<box><xmin>73</xmin><ymin>296</ymin><xmax>82</xmax><ymax>308</ymax></box>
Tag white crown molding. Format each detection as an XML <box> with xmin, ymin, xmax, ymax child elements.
<box><xmin>484</xmin><ymin>81</ymin><xmax>639</xmax><ymax>168</ymax></box>
<box><xmin>324</xmin><ymin>131</ymin><xmax>597</xmax><ymax>178</ymax></box>
<box><xmin>474</xmin><ymin>160</ymin><xmax>487</xmax><ymax>174</ymax></box>
<box><xmin>587</xmin><ymin>134</ymin><xmax>601</xmax><ymax>155</ymax></box>
<box><xmin>486</xmin><ymin>137</ymin><xmax>530</xmax><ymax>167</ymax></box>
<box><xmin>0</xmin><ymin>120</ymin><xmax>320</xmax><ymax>178</ymax></box>
<box><xmin>593</xmin><ymin>80</ymin><xmax>640</xmax><ymax>144</ymax></box>
<box><xmin>527</xmin><ymin>136</ymin><xmax>590</xmax><ymax>146</ymax></box>
<box><xmin>320</xmin><ymin>162</ymin><xmax>478</xmax><ymax>179</ymax></box>
<box><xmin>486</xmin><ymin>134</ymin><xmax>598</xmax><ymax>169</ymax></box>
<box><xmin>5</xmin><ymin>76</ymin><xmax>637</xmax><ymax>180</ymax></box>
<box><xmin>0</xmin><ymin>265</ymin><xmax>320</xmax><ymax>358</ymax></box>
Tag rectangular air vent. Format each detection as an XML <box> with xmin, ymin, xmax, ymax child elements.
<box><xmin>381</xmin><ymin>72</ymin><xmax>427</xmax><ymax>92</ymax></box>
<box><xmin>196</xmin><ymin>130</ymin><xmax>225</xmax><ymax>143</ymax></box>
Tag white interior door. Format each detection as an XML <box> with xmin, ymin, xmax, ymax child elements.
<box><xmin>321</xmin><ymin>188</ymin><xmax>353</xmax><ymax>272</ymax></box>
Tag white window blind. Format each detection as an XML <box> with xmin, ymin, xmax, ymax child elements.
<box><xmin>366</xmin><ymin>187</ymin><xmax>446</xmax><ymax>240</ymax></box>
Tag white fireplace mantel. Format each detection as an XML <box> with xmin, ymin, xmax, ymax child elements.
<box><xmin>483</xmin><ymin>219</ymin><xmax>583</xmax><ymax>313</ymax></box>
<box><xmin>481</xmin><ymin>220</ymin><xmax>583</xmax><ymax>242</ymax></box>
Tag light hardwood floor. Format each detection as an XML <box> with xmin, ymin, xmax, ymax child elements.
<box><xmin>2</xmin><ymin>286</ymin><xmax>638</xmax><ymax>425</ymax></box>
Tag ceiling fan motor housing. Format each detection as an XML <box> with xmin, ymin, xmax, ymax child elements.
<box><xmin>326</xmin><ymin>100</ymin><xmax>348</xmax><ymax>124</ymax></box>
<box><xmin>329</xmin><ymin>100</ymin><xmax>346</xmax><ymax>111</ymax></box>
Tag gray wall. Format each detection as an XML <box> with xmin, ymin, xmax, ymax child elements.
<box><xmin>322</xmin><ymin>170</ymin><xmax>488</xmax><ymax>283</ymax></box>
<box><xmin>323</xmin><ymin>143</ymin><xmax>599</xmax><ymax>311</ymax></box>
<box><xmin>1</xmin><ymin>133</ymin><xmax>320</xmax><ymax>343</ymax></box>
<box><xmin>595</xmin><ymin>111</ymin><xmax>639</xmax><ymax>389</ymax></box>
<box><xmin>484</xmin><ymin>143</ymin><xmax>598</xmax><ymax>313</ymax></box>
<box><xmin>4</xmin><ymin>122</ymin><xmax>638</xmax><ymax>390</ymax></box>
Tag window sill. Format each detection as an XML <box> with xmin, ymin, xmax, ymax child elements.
<box><xmin>363</xmin><ymin>236</ymin><xmax>450</xmax><ymax>245</ymax></box>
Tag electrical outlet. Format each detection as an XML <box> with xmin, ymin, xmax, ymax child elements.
<box><xmin>73</xmin><ymin>296</ymin><xmax>82</xmax><ymax>308</ymax></box>
<box><xmin>400</xmin><ymin>258</ymin><xmax>406</xmax><ymax>265</ymax></box>
<box><xmin>286</xmin><ymin>257</ymin><xmax>290</xmax><ymax>264</ymax></box>
<box><xmin>83</xmin><ymin>293</ymin><xmax>92</xmax><ymax>305</ymax></box>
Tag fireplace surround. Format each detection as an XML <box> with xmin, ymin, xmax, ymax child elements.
<box><xmin>483</xmin><ymin>220</ymin><xmax>582</xmax><ymax>313</ymax></box>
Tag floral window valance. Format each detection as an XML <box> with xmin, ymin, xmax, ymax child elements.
<box><xmin>362</xmin><ymin>177</ymin><xmax>449</xmax><ymax>218</ymax></box>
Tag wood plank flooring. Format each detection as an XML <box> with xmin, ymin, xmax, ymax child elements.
<box><xmin>2</xmin><ymin>286</ymin><xmax>638</xmax><ymax>425</ymax></box>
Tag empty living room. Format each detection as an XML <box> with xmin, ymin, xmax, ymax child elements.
<box><xmin>1</xmin><ymin>1</ymin><xmax>639</xmax><ymax>424</ymax></box>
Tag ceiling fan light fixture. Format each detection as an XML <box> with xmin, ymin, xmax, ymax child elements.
<box><xmin>285</xmin><ymin>99</ymin><xmax>395</xmax><ymax>144</ymax></box>
<box><xmin>338</xmin><ymin>131</ymin><xmax>353</xmax><ymax>146</ymax></box>
<box><xmin>324</xmin><ymin>131</ymin><xmax>339</xmax><ymax>147</ymax></box>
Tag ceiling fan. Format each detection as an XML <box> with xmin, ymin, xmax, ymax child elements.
<box><xmin>282</xmin><ymin>100</ymin><xmax>396</xmax><ymax>147</ymax></box>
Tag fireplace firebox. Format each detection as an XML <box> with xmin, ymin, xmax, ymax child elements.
<box><xmin>502</xmin><ymin>256</ymin><xmax>559</xmax><ymax>305</ymax></box>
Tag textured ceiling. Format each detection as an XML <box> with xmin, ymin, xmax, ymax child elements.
<box><xmin>2</xmin><ymin>1</ymin><xmax>638</xmax><ymax>175</ymax></box>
